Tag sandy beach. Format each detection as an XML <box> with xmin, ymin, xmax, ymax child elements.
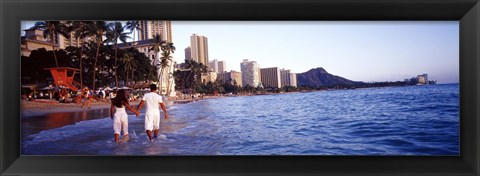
<box><xmin>21</xmin><ymin>99</ymin><xmax>120</xmax><ymax>117</ymax></box>
<box><xmin>20</xmin><ymin>95</ymin><xmax>229</xmax><ymax>117</ymax></box>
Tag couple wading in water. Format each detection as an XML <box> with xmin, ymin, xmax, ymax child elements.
<box><xmin>110</xmin><ymin>84</ymin><xmax>168</xmax><ymax>143</ymax></box>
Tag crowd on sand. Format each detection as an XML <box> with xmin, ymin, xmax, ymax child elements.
<box><xmin>21</xmin><ymin>86</ymin><xmax>219</xmax><ymax>110</ymax></box>
<box><xmin>22</xmin><ymin>87</ymin><xmax>145</xmax><ymax>108</ymax></box>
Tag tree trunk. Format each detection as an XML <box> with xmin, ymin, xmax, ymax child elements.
<box><xmin>166</xmin><ymin>73</ymin><xmax>173</xmax><ymax>96</ymax></box>
<box><xmin>92</xmin><ymin>41</ymin><xmax>101</xmax><ymax>93</ymax></box>
<box><xmin>50</xmin><ymin>32</ymin><xmax>59</xmax><ymax>68</ymax></box>
<box><xmin>166</xmin><ymin>61</ymin><xmax>172</xmax><ymax>96</ymax></box>
<box><xmin>158</xmin><ymin>67</ymin><xmax>164</xmax><ymax>95</ymax></box>
<box><xmin>131</xmin><ymin>70</ymin><xmax>135</xmax><ymax>89</ymax></box>
<box><xmin>148</xmin><ymin>53</ymin><xmax>155</xmax><ymax>84</ymax></box>
<box><xmin>52</xmin><ymin>45</ymin><xmax>58</xmax><ymax>68</ymax></box>
<box><xmin>132</xmin><ymin>70</ymin><xmax>136</xmax><ymax>86</ymax></box>
<box><xmin>125</xmin><ymin>66</ymin><xmax>129</xmax><ymax>87</ymax></box>
<box><xmin>114</xmin><ymin>42</ymin><xmax>118</xmax><ymax>92</ymax></box>
<box><xmin>79</xmin><ymin>42</ymin><xmax>83</xmax><ymax>87</ymax></box>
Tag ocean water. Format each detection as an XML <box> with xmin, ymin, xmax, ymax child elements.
<box><xmin>21</xmin><ymin>84</ymin><xmax>459</xmax><ymax>155</ymax></box>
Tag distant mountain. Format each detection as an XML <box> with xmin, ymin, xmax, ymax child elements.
<box><xmin>296</xmin><ymin>67</ymin><xmax>362</xmax><ymax>87</ymax></box>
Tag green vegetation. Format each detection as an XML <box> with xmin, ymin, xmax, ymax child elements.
<box><xmin>106</xmin><ymin>21</ymin><xmax>131</xmax><ymax>89</ymax></box>
<box><xmin>31</xmin><ymin>21</ymin><xmax>70</xmax><ymax>67</ymax></box>
<box><xmin>25</xmin><ymin>21</ymin><xmax>160</xmax><ymax>92</ymax></box>
<box><xmin>21</xmin><ymin>42</ymin><xmax>157</xmax><ymax>89</ymax></box>
<box><xmin>174</xmin><ymin>60</ymin><xmax>208</xmax><ymax>94</ymax></box>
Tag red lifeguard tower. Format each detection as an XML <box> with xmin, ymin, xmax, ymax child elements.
<box><xmin>44</xmin><ymin>67</ymin><xmax>83</xmax><ymax>91</ymax></box>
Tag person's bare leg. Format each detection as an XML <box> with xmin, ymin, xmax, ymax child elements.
<box><xmin>123</xmin><ymin>134</ymin><xmax>129</xmax><ymax>141</ymax></box>
<box><xmin>146</xmin><ymin>130</ymin><xmax>153</xmax><ymax>142</ymax></box>
<box><xmin>154</xmin><ymin>129</ymin><xmax>159</xmax><ymax>138</ymax></box>
<box><xmin>114</xmin><ymin>134</ymin><xmax>119</xmax><ymax>143</ymax></box>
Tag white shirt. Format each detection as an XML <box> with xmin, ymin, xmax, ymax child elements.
<box><xmin>142</xmin><ymin>92</ymin><xmax>163</xmax><ymax>114</ymax></box>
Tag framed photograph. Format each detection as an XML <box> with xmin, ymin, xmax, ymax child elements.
<box><xmin>1</xmin><ymin>0</ymin><xmax>479</xmax><ymax>175</ymax></box>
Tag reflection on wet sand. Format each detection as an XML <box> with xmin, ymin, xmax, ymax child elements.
<box><xmin>22</xmin><ymin>108</ymin><xmax>112</xmax><ymax>139</ymax></box>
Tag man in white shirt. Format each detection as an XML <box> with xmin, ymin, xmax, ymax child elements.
<box><xmin>136</xmin><ymin>84</ymin><xmax>168</xmax><ymax>142</ymax></box>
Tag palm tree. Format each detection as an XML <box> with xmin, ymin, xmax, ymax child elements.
<box><xmin>166</xmin><ymin>71</ymin><xmax>175</xmax><ymax>96</ymax></box>
<box><xmin>106</xmin><ymin>21</ymin><xmax>130</xmax><ymax>90</ymax></box>
<box><xmin>161</xmin><ymin>42</ymin><xmax>176</xmax><ymax>96</ymax></box>
<box><xmin>92</xmin><ymin>21</ymin><xmax>107</xmax><ymax>92</ymax></box>
<box><xmin>180</xmin><ymin>59</ymin><xmax>194</xmax><ymax>90</ymax></box>
<box><xmin>149</xmin><ymin>34</ymin><xmax>165</xmax><ymax>86</ymax></box>
<box><xmin>183</xmin><ymin>60</ymin><xmax>207</xmax><ymax>94</ymax></box>
<box><xmin>158</xmin><ymin>49</ymin><xmax>172</xmax><ymax>95</ymax></box>
<box><xmin>125</xmin><ymin>21</ymin><xmax>141</xmax><ymax>45</ymax></box>
<box><xmin>31</xmin><ymin>21</ymin><xmax>70</xmax><ymax>67</ymax></box>
<box><xmin>131</xmin><ymin>68</ymin><xmax>136</xmax><ymax>88</ymax></box>
<box><xmin>68</xmin><ymin>21</ymin><xmax>96</xmax><ymax>86</ymax></box>
<box><xmin>155</xmin><ymin>38</ymin><xmax>176</xmax><ymax>95</ymax></box>
<box><xmin>121</xmin><ymin>53</ymin><xmax>136</xmax><ymax>86</ymax></box>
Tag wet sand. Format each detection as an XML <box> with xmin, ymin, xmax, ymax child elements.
<box><xmin>20</xmin><ymin>96</ymin><xmax>226</xmax><ymax>137</ymax></box>
<box><xmin>21</xmin><ymin>100</ymin><xmax>115</xmax><ymax>117</ymax></box>
<box><xmin>21</xmin><ymin>95</ymin><xmax>227</xmax><ymax>117</ymax></box>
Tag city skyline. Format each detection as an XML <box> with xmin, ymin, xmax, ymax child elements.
<box><xmin>22</xmin><ymin>21</ymin><xmax>459</xmax><ymax>84</ymax></box>
<box><xmin>171</xmin><ymin>21</ymin><xmax>459</xmax><ymax>84</ymax></box>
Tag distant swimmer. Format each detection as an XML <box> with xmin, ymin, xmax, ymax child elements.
<box><xmin>110</xmin><ymin>89</ymin><xmax>140</xmax><ymax>143</ymax></box>
<box><xmin>136</xmin><ymin>84</ymin><xmax>169</xmax><ymax>142</ymax></box>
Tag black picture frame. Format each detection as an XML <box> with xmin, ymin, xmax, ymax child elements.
<box><xmin>1</xmin><ymin>0</ymin><xmax>479</xmax><ymax>175</ymax></box>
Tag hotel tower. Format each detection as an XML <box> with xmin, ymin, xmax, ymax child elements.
<box><xmin>240</xmin><ymin>59</ymin><xmax>261</xmax><ymax>87</ymax></box>
<box><xmin>138</xmin><ymin>21</ymin><xmax>172</xmax><ymax>42</ymax></box>
<box><xmin>190</xmin><ymin>34</ymin><xmax>209</xmax><ymax>65</ymax></box>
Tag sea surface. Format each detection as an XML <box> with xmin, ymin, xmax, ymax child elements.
<box><xmin>21</xmin><ymin>84</ymin><xmax>459</xmax><ymax>155</ymax></box>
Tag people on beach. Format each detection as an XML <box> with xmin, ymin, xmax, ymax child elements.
<box><xmin>136</xmin><ymin>84</ymin><xmax>168</xmax><ymax>142</ymax></box>
<box><xmin>80</xmin><ymin>88</ymin><xmax>91</xmax><ymax>108</ymax></box>
<box><xmin>110</xmin><ymin>89</ymin><xmax>140</xmax><ymax>143</ymax></box>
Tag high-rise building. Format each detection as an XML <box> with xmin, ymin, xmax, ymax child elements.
<box><xmin>260</xmin><ymin>67</ymin><xmax>281</xmax><ymax>88</ymax></box>
<box><xmin>230</xmin><ymin>71</ymin><xmax>242</xmax><ymax>87</ymax></box>
<box><xmin>58</xmin><ymin>21</ymin><xmax>98</xmax><ymax>49</ymax></box>
<box><xmin>218</xmin><ymin>70</ymin><xmax>242</xmax><ymax>87</ymax></box>
<box><xmin>21</xmin><ymin>28</ymin><xmax>57</xmax><ymax>56</ymax></box>
<box><xmin>58</xmin><ymin>32</ymin><xmax>82</xmax><ymax>49</ymax></box>
<box><xmin>280</xmin><ymin>69</ymin><xmax>291</xmax><ymax>87</ymax></box>
<box><xmin>217</xmin><ymin>60</ymin><xmax>226</xmax><ymax>73</ymax></box>
<box><xmin>190</xmin><ymin>34</ymin><xmax>209</xmax><ymax>65</ymax></box>
<box><xmin>257</xmin><ymin>64</ymin><xmax>261</xmax><ymax>85</ymax></box>
<box><xmin>208</xmin><ymin>59</ymin><xmax>227</xmax><ymax>73</ymax></box>
<box><xmin>185</xmin><ymin>47</ymin><xmax>192</xmax><ymax>61</ymax></box>
<box><xmin>138</xmin><ymin>21</ymin><xmax>172</xmax><ymax>42</ymax></box>
<box><xmin>201</xmin><ymin>72</ymin><xmax>217</xmax><ymax>84</ymax></box>
<box><xmin>240</xmin><ymin>59</ymin><xmax>260</xmax><ymax>87</ymax></box>
<box><xmin>119</xmin><ymin>21</ymin><xmax>175</xmax><ymax>96</ymax></box>
<box><xmin>289</xmin><ymin>73</ymin><xmax>297</xmax><ymax>87</ymax></box>
<box><xmin>208</xmin><ymin>59</ymin><xmax>218</xmax><ymax>72</ymax></box>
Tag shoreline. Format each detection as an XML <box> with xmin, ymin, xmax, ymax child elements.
<box><xmin>21</xmin><ymin>95</ymin><xmax>226</xmax><ymax>117</ymax></box>
<box><xmin>18</xmin><ymin>89</ymin><xmax>365</xmax><ymax>117</ymax></box>
<box><xmin>21</xmin><ymin>100</ymin><xmax>125</xmax><ymax>117</ymax></box>
<box><xmin>21</xmin><ymin>84</ymin><xmax>446</xmax><ymax>117</ymax></box>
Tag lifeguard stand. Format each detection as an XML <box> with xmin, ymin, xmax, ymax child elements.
<box><xmin>44</xmin><ymin>67</ymin><xmax>83</xmax><ymax>91</ymax></box>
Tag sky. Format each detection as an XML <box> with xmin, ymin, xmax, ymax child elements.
<box><xmin>22</xmin><ymin>21</ymin><xmax>459</xmax><ymax>84</ymax></box>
